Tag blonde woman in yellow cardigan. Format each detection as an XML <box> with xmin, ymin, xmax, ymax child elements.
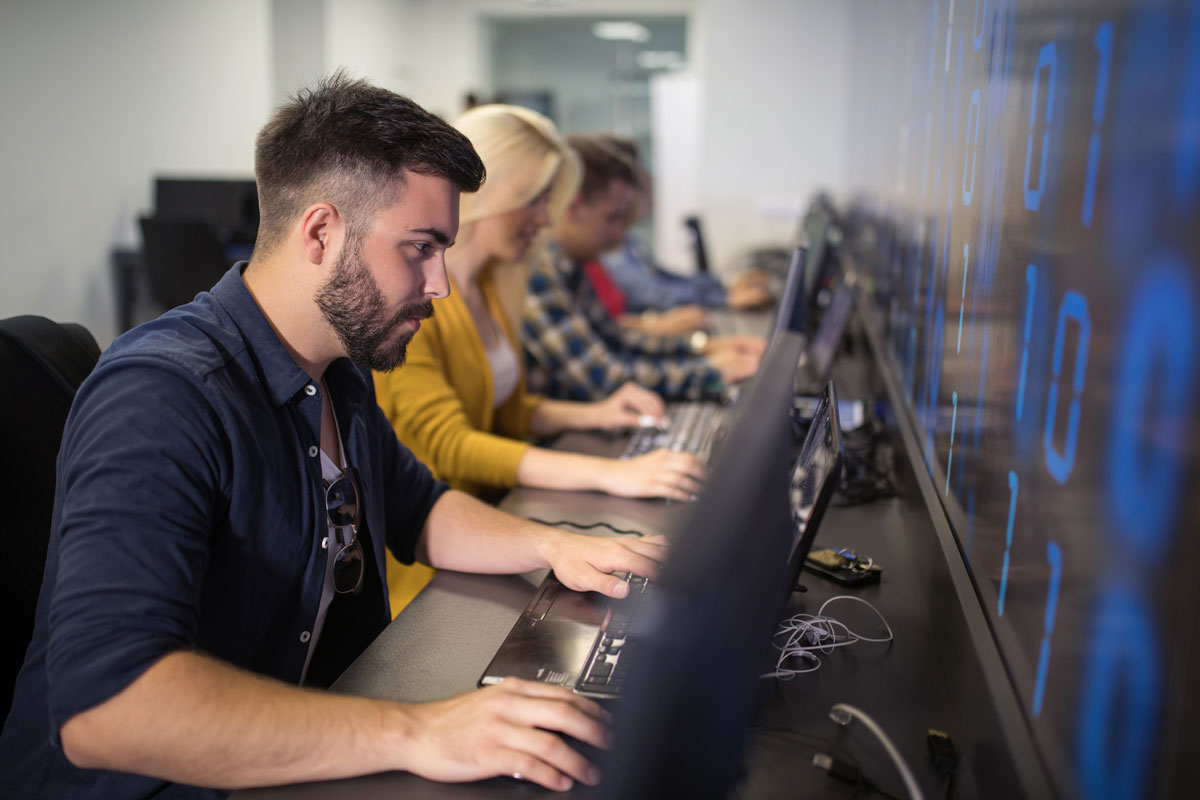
<box><xmin>374</xmin><ymin>105</ymin><xmax>705</xmax><ymax>615</ymax></box>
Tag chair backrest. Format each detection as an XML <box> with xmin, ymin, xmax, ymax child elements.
<box><xmin>139</xmin><ymin>215</ymin><xmax>231</xmax><ymax>310</ymax></box>
<box><xmin>0</xmin><ymin>315</ymin><xmax>100</xmax><ymax>723</ymax></box>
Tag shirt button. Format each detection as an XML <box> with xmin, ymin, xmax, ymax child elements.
<box><xmin>299</xmin><ymin>631</ymin><xmax>311</xmax><ymax>643</ymax></box>
<box><xmin>308</xmin><ymin>446</ymin><xmax>319</xmax><ymax>458</ymax></box>
<box><xmin>321</xmin><ymin>536</ymin><xmax>329</xmax><ymax>550</ymax></box>
<box><xmin>305</xmin><ymin>384</ymin><xmax>317</xmax><ymax>396</ymax></box>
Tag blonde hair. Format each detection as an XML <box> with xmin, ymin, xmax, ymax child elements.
<box><xmin>453</xmin><ymin>104</ymin><xmax>580</xmax><ymax>328</ymax></box>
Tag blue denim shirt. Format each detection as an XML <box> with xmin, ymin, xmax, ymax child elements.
<box><xmin>599</xmin><ymin>232</ymin><xmax>728</xmax><ymax>312</ymax></box>
<box><xmin>0</xmin><ymin>263</ymin><xmax>447</xmax><ymax>799</ymax></box>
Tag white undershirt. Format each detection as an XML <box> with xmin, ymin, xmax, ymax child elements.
<box><xmin>486</xmin><ymin>331</ymin><xmax>520</xmax><ymax>409</ymax></box>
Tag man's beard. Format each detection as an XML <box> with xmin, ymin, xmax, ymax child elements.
<box><xmin>315</xmin><ymin>240</ymin><xmax>434</xmax><ymax>372</ymax></box>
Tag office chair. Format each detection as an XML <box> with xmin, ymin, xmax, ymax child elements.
<box><xmin>0</xmin><ymin>315</ymin><xmax>101</xmax><ymax>723</ymax></box>
<box><xmin>138</xmin><ymin>216</ymin><xmax>232</xmax><ymax>310</ymax></box>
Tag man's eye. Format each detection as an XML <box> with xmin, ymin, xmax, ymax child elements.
<box><xmin>413</xmin><ymin>242</ymin><xmax>429</xmax><ymax>253</ymax></box>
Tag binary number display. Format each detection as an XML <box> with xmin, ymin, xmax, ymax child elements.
<box><xmin>844</xmin><ymin>2</ymin><xmax>1200</xmax><ymax>797</ymax></box>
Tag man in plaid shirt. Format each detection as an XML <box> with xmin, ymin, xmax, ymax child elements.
<box><xmin>522</xmin><ymin>135</ymin><xmax>762</xmax><ymax>401</ymax></box>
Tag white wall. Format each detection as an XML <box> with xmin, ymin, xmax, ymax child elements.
<box><xmin>0</xmin><ymin>0</ymin><xmax>848</xmax><ymax>347</ymax></box>
<box><xmin>0</xmin><ymin>0</ymin><xmax>272</xmax><ymax>346</ymax></box>
<box><xmin>692</xmin><ymin>0</ymin><xmax>853</xmax><ymax>271</ymax></box>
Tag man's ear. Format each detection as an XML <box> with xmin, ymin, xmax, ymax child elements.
<box><xmin>299</xmin><ymin>203</ymin><xmax>343</xmax><ymax>265</ymax></box>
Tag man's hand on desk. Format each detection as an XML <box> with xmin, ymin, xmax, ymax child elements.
<box><xmin>541</xmin><ymin>530</ymin><xmax>669</xmax><ymax>598</ymax></box>
<box><xmin>705</xmin><ymin>333</ymin><xmax>767</xmax><ymax>358</ymax></box>
<box><xmin>727</xmin><ymin>280</ymin><xmax>774</xmax><ymax>310</ymax></box>
<box><xmin>397</xmin><ymin>677</ymin><xmax>610</xmax><ymax>792</ymax></box>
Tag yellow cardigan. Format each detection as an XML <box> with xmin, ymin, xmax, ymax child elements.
<box><xmin>373</xmin><ymin>271</ymin><xmax>543</xmax><ymax>495</ymax></box>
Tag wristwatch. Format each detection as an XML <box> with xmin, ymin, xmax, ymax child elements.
<box><xmin>689</xmin><ymin>330</ymin><xmax>709</xmax><ymax>354</ymax></box>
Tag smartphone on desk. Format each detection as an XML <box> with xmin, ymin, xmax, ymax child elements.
<box><xmin>804</xmin><ymin>547</ymin><xmax>882</xmax><ymax>587</ymax></box>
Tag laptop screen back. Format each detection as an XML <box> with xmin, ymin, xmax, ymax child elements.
<box><xmin>771</xmin><ymin>246</ymin><xmax>809</xmax><ymax>338</ymax></box>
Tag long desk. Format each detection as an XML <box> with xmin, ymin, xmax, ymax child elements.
<box><xmin>239</xmin><ymin>309</ymin><xmax>1039</xmax><ymax>799</ymax></box>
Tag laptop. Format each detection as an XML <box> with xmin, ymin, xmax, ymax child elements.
<box><xmin>792</xmin><ymin>280</ymin><xmax>865</xmax><ymax>429</ymax></box>
<box><xmin>479</xmin><ymin>348</ymin><xmax>844</xmax><ymax>699</ymax></box>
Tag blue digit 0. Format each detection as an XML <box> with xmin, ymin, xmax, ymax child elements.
<box><xmin>1044</xmin><ymin>291</ymin><xmax>1091</xmax><ymax>485</ymax></box>
<box><xmin>1024</xmin><ymin>42</ymin><xmax>1058</xmax><ymax>211</ymax></box>
<box><xmin>1016</xmin><ymin>264</ymin><xmax>1037</xmax><ymax>421</ymax></box>
<box><xmin>1109</xmin><ymin>264</ymin><xmax>1200</xmax><ymax>549</ymax></box>
<box><xmin>1082</xmin><ymin>22</ymin><xmax>1114</xmax><ymax>228</ymax></box>
<box><xmin>1077</xmin><ymin>587</ymin><xmax>1160</xmax><ymax>800</ymax></box>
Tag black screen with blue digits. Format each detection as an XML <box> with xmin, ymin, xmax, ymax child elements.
<box><xmin>841</xmin><ymin>1</ymin><xmax>1199</xmax><ymax>797</ymax></box>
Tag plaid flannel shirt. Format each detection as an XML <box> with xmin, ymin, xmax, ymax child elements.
<box><xmin>521</xmin><ymin>244</ymin><xmax>722</xmax><ymax>401</ymax></box>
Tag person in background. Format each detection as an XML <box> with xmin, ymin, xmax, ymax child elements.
<box><xmin>521</xmin><ymin>133</ymin><xmax>765</xmax><ymax>402</ymax></box>
<box><xmin>0</xmin><ymin>73</ymin><xmax>665</xmax><ymax>798</ymax></box>
<box><xmin>596</xmin><ymin>136</ymin><xmax>773</xmax><ymax>322</ymax></box>
<box><xmin>373</xmin><ymin>105</ymin><xmax>704</xmax><ymax>615</ymax></box>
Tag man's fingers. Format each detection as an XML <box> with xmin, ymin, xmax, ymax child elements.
<box><xmin>491</xmin><ymin>746</ymin><xmax>578</xmax><ymax>792</ymax></box>
<box><xmin>499</xmin><ymin>694</ymin><xmax>610</xmax><ymax>752</ymax></box>
<box><xmin>623</xmin><ymin>536</ymin><xmax>670</xmax><ymax>563</ymax></box>
<box><xmin>500</xmin><ymin>726</ymin><xmax>601</xmax><ymax>787</ymax></box>
<box><xmin>493</xmin><ymin>678</ymin><xmax>611</xmax><ymax>722</ymax></box>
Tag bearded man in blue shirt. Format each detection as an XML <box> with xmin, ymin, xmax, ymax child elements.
<box><xmin>0</xmin><ymin>72</ymin><xmax>665</xmax><ymax>798</ymax></box>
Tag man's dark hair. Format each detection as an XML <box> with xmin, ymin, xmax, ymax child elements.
<box><xmin>565</xmin><ymin>134</ymin><xmax>640</xmax><ymax>204</ymax></box>
<box><xmin>593</xmin><ymin>134</ymin><xmax>640</xmax><ymax>163</ymax></box>
<box><xmin>254</xmin><ymin>70</ymin><xmax>486</xmax><ymax>254</ymax></box>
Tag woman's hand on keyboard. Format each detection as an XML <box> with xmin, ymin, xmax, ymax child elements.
<box><xmin>542</xmin><ymin>532</ymin><xmax>670</xmax><ymax>598</ymax></box>
<box><xmin>598</xmin><ymin>449</ymin><xmax>706</xmax><ymax>501</ymax></box>
<box><xmin>588</xmin><ymin>382</ymin><xmax>666</xmax><ymax>429</ymax></box>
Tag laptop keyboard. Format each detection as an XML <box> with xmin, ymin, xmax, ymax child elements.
<box><xmin>622</xmin><ymin>402</ymin><xmax>720</xmax><ymax>462</ymax></box>
<box><xmin>576</xmin><ymin>573</ymin><xmax>654</xmax><ymax>697</ymax></box>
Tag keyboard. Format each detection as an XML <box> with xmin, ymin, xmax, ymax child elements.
<box><xmin>576</xmin><ymin>573</ymin><xmax>654</xmax><ymax>698</ymax></box>
<box><xmin>623</xmin><ymin>402</ymin><xmax>721</xmax><ymax>462</ymax></box>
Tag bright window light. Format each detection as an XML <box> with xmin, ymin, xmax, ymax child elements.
<box><xmin>592</xmin><ymin>21</ymin><xmax>651</xmax><ymax>43</ymax></box>
<box><xmin>636</xmin><ymin>50</ymin><xmax>685</xmax><ymax>70</ymax></box>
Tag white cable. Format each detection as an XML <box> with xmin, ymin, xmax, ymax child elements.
<box><xmin>829</xmin><ymin>703</ymin><xmax>925</xmax><ymax>800</ymax></box>
<box><xmin>761</xmin><ymin>594</ymin><xmax>893</xmax><ymax>679</ymax></box>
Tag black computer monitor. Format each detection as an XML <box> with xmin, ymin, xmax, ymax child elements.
<box><xmin>596</xmin><ymin>330</ymin><xmax>818</xmax><ymax>799</ymax></box>
<box><xmin>683</xmin><ymin>215</ymin><xmax>711</xmax><ymax>274</ymax></box>
<box><xmin>785</xmin><ymin>381</ymin><xmax>844</xmax><ymax>589</ymax></box>
<box><xmin>802</xmin><ymin>205</ymin><xmax>841</xmax><ymax>308</ymax></box>
<box><xmin>805</xmin><ymin>281</ymin><xmax>856</xmax><ymax>384</ymax></box>
<box><xmin>771</xmin><ymin>246</ymin><xmax>809</xmax><ymax>338</ymax></box>
<box><xmin>153</xmin><ymin>177</ymin><xmax>260</xmax><ymax>245</ymax></box>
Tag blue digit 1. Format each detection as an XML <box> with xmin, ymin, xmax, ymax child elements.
<box><xmin>1032</xmin><ymin>540</ymin><xmax>1062</xmax><ymax>716</ymax></box>
<box><xmin>1024</xmin><ymin>41</ymin><xmax>1058</xmax><ymax>211</ymax></box>
<box><xmin>973</xmin><ymin>0</ymin><xmax>987</xmax><ymax>52</ymax></box>
<box><xmin>1044</xmin><ymin>291</ymin><xmax>1091</xmax><ymax>485</ymax></box>
<box><xmin>957</xmin><ymin>244</ymin><xmax>969</xmax><ymax>353</ymax></box>
<box><xmin>1082</xmin><ymin>22</ymin><xmax>1114</xmax><ymax>228</ymax></box>
<box><xmin>945</xmin><ymin>391</ymin><xmax>958</xmax><ymax>496</ymax></box>
<box><xmin>998</xmin><ymin>470</ymin><xmax>1018</xmax><ymax>616</ymax></box>
<box><xmin>1016</xmin><ymin>264</ymin><xmax>1037</xmax><ymax>421</ymax></box>
<box><xmin>1078</xmin><ymin>587</ymin><xmax>1160</xmax><ymax>800</ymax></box>
<box><xmin>962</xmin><ymin>89</ymin><xmax>981</xmax><ymax>206</ymax></box>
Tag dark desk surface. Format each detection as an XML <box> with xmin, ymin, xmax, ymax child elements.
<box><xmin>240</xmin><ymin>500</ymin><xmax>968</xmax><ymax>799</ymax></box>
<box><xmin>239</xmin><ymin>311</ymin><xmax>1031</xmax><ymax>799</ymax></box>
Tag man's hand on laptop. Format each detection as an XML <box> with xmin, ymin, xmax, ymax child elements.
<box><xmin>397</xmin><ymin>677</ymin><xmax>610</xmax><ymax>791</ymax></box>
<box><xmin>540</xmin><ymin>529</ymin><xmax>669</xmax><ymax>599</ymax></box>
